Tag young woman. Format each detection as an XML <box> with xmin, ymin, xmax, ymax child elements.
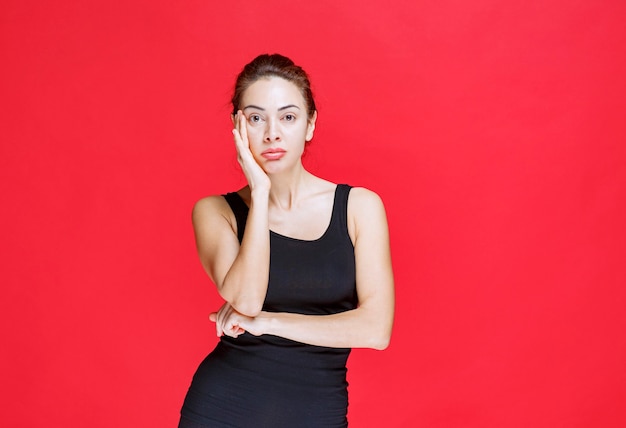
<box><xmin>179</xmin><ymin>54</ymin><xmax>395</xmax><ymax>427</ymax></box>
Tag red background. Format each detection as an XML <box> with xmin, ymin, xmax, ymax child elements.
<box><xmin>2</xmin><ymin>1</ymin><xmax>625</xmax><ymax>426</ymax></box>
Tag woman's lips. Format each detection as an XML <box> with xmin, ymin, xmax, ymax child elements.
<box><xmin>261</xmin><ymin>148</ymin><xmax>286</xmax><ymax>160</ymax></box>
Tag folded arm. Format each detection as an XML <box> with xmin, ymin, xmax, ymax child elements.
<box><xmin>193</xmin><ymin>188</ymin><xmax>270</xmax><ymax>317</ymax></box>
<box><xmin>211</xmin><ymin>188</ymin><xmax>395</xmax><ymax>350</ymax></box>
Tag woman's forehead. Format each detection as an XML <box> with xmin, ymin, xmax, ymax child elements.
<box><xmin>242</xmin><ymin>77</ymin><xmax>305</xmax><ymax>108</ymax></box>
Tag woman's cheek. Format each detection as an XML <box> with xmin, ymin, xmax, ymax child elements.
<box><xmin>248</xmin><ymin>142</ymin><xmax>266</xmax><ymax>167</ymax></box>
<box><xmin>246</xmin><ymin>126</ymin><xmax>264</xmax><ymax>145</ymax></box>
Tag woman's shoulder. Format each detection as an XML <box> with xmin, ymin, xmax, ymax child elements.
<box><xmin>342</xmin><ymin>186</ymin><xmax>387</xmax><ymax>244</ymax></box>
<box><xmin>192</xmin><ymin>187</ymin><xmax>249</xmax><ymax>225</ymax></box>
<box><xmin>193</xmin><ymin>194</ymin><xmax>228</xmax><ymax>213</ymax></box>
<box><xmin>194</xmin><ymin>186</ymin><xmax>250</xmax><ymax>209</ymax></box>
<box><xmin>347</xmin><ymin>186</ymin><xmax>384</xmax><ymax>208</ymax></box>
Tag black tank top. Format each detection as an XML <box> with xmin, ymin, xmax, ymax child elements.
<box><xmin>224</xmin><ymin>183</ymin><xmax>357</xmax><ymax>316</ymax></box>
<box><xmin>179</xmin><ymin>184</ymin><xmax>357</xmax><ymax>427</ymax></box>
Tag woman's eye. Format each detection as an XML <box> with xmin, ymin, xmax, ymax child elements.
<box><xmin>284</xmin><ymin>114</ymin><xmax>295</xmax><ymax>121</ymax></box>
<box><xmin>249</xmin><ymin>115</ymin><xmax>261</xmax><ymax>123</ymax></box>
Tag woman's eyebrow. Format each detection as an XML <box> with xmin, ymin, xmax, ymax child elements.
<box><xmin>278</xmin><ymin>105</ymin><xmax>300</xmax><ymax>111</ymax></box>
<box><xmin>243</xmin><ymin>105</ymin><xmax>264</xmax><ymax>111</ymax></box>
<box><xmin>243</xmin><ymin>104</ymin><xmax>300</xmax><ymax>111</ymax></box>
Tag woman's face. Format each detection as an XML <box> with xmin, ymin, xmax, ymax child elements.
<box><xmin>237</xmin><ymin>77</ymin><xmax>316</xmax><ymax>174</ymax></box>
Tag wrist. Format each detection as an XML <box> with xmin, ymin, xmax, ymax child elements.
<box><xmin>250</xmin><ymin>189</ymin><xmax>270</xmax><ymax>210</ymax></box>
<box><xmin>257</xmin><ymin>311</ymin><xmax>275</xmax><ymax>336</ymax></box>
<box><xmin>250</xmin><ymin>188</ymin><xmax>270</xmax><ymax>203</ymax></box>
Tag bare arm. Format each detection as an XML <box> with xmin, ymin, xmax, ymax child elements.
<box><xmin>211</xmin><ymin>188</ymin><xmax>395</xmax><ymax>350</ymax></box>
<box><xmin>193</xmin><ymin>112</ymin><xmax>271</xmax><ymax>317</ymax></box>
<box><xmin>193</xmin><ymin>190</ymin><xmax>269</xmax><ymax>317</ymax></box>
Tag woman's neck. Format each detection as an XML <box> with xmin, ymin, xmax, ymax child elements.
<box><xmin>267</xmin><ymin>166</ymin><xmax>316</xmax><ymax>211</ymax></box>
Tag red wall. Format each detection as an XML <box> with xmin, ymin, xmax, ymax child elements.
<box><xmin>2</xmin><ymin>1</ymin><xmax>625</xmax><ymax>426</ymax></box>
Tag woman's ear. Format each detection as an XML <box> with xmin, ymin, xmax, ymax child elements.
<box><xmin>305</xmin><ymin>111</ymin><xmax>317</xmax><ymax>142</ymax></box>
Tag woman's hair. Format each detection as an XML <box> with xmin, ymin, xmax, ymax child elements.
<box><xmin>231</xmin><ymin>54</ymin><xmax>316</xmax><ymax>119</ymax></box>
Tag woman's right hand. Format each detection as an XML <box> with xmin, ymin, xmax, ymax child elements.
<box><xmin>233</xmin><ymin>111</ymin><xmax>271</xmax><ymax>193</ymax></box>
<box><xmin>209</xmin><ymin>302</ymin><xmax>246</xmax><ymax>338</ymax></box>
<box><xmin>209</xmin><ymin>302</ymin><xmax>267</xmax><ymax>338</ymax></box>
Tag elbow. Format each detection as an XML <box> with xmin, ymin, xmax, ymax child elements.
<box><xmin>231</xmin><ymin>299</ymin><xmax>263</xmax><ymax>318</ymax></box>
<box><xmin>368</xmin><ymin>320</ymin><xmax>393</xmax><ymax>350</ymax></box>
<box><xmin>370</xmin><ymin>333</ymin><xmax>391</xmax><ymax>351</ymax></box>
<box><xmin>374</xmin><ymin>340</ymin><xmax>390</xmax><ymax>351</ymax></box>
<box><xmin>362</xmin><ymin>325</ymin><xmax>392</xmax><ymax>350</ymax></box>
<box><xmin>219</xmin><ymin>287</ymin><xmax>265</xmax><ymax>317</ymax></box>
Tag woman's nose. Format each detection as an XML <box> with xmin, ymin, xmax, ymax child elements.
<box><xmin>264</xmin><ymin>120</ymin><xmax>281</xmax><ymax>142</ymax></box>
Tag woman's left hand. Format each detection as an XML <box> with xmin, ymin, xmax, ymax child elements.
<box><xmin>209</xmin><ymin>303</ymin><xmax>265</xmax><ymax>338</ymax></box>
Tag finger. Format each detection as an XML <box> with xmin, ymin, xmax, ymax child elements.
<box><xmin>238</xmin><ymin>111</ymin><xmax>249</xmax><ymax>148</ymax></box>
<box><xmin>216</xmin><ymin>304</ymin><xmax>229</xmax><ymax>327</ymax></box>
<box><xmin>218</xmin><ymin>321</ymin><xmax>224</xmax><ymax>337</ymax></box>
<box><xmin>232</xmin><ymin>127</ymin><xmax>248</xmax><ymax>164</ymax></box>
<box><xmin>215</xmin><ymin>321</ymin><xmax>222</xmax><ymax>337</ymax></box>
<box><xmin>210</xmin><ymin>311</ymin><xmax>223</xmax><ymax>337</ymax></box>
<box><xmin>233</xmin><ymin>111</ymin><xmax>244</xmax><ymax>144</ymax></box>
<box><xmin>224</xmin><ymin>321</ymin><xmax>239</xmax><ymax>338</ymax></box>
<box><xmin>232</xmin><ymin>111</ymin><xmax>241</xmax><ymax>134</ymax></box>
<box><xmin>221</xmin><ymin>306</ymin><xmax>238</xmax><ymax>337</ymax></box>
<box><xmin>224</xmin><ymin>308</ymin><xmax>245</xmax><ymax>338</ymax></box>
<box><xmin>233</xmin><ymin>133</ymin><xmax>245</xmax><ymax>166</ymax></box>
<box><xmin>216</xmin><ymin>305</ymin><xmax>230</xmax><ymax>336</ymax></box>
